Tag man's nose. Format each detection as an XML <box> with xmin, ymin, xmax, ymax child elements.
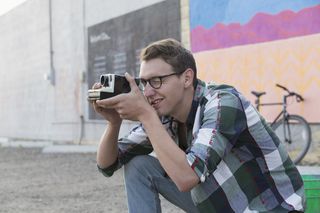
<box><xmin>143</xmin><ymin>83</ymin><xmax>156</xmax><ymax>97</ymax></box>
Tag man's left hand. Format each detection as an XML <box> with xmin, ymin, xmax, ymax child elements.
<box><xmin>96</xmin><ymin>73</ymin><xmax>155</xmax><ymax>121</ymax></box>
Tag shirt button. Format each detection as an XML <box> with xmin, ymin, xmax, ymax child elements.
<box><xmin>200</xmin><ymin>175</ymin><xmax>206</xmax><ymax>182</ymax></box>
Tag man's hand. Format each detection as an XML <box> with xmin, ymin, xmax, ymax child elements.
<box><xmin>89</xmin><ymin>83</ymin><xmax>122</xmax><ymax>125</ymax></box>
<box><xmin>95</xmin><ymin>73</ymin><xmax>155</xmax><ymax>121</ymax></box>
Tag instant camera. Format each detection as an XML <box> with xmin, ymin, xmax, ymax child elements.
<box><xmin>88</xmin><ymin>74</ymin><xmax>139</xmax><ymax>101</ymax></box>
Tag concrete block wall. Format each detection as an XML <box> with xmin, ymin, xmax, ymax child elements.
<box><xmin>82</xmin><ymin>0</ymin><xmax>174</xmax><ymax>143</ymax></box>
<box><xmin>48</xmin><ymin>0</ymin><xmax>86</xmax><ymax>142</ymax></box>
<box><xmin>1</xmin><ymin>0</ymin><xmax>319</xmax><ymax>154</ymax></box>
<box><xmin>180</xmin><ymin>0</ymin><xmax>190</xmax><ymax>49</ymax></box>
<box><xmin>0</xmin><ymin>0</ymin><xmax>54</xmax><ymax>140</ymax></box>
<box><xmin>0</xmin><ymin>0</ymin><xmax>172</xmax><ymax>143</ymax></box>
<box><xmin>0</xmin><ymin>0</ymin><xmax>87</xmax><ymax>142</ymax></box>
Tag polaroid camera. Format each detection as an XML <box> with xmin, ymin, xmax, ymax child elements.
<box><xmin>88</xmin><ymin>74</ymin><xmax>139</xmax><ymax>101</ymax></box>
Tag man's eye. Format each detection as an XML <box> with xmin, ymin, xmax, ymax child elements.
<box><xmin>140</xmin><ymin>79</ymin><xmax>147</xmax><ymax>86</ymax></box>
<box><xmin>150</xmin><ymin>78</ymin><xmax>161</xmax><ymax>84</ymax></box>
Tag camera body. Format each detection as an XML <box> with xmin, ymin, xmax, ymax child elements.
<box><xmin>88</xmin><ymin>74</ymin><xmax>139</xmax><ymax>101</ymax></box>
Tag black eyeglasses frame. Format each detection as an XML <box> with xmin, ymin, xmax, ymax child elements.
<box><xmin>139</xmin><ymin>71</ymin><xmax>184</xmax><ymax>90</ymax></box>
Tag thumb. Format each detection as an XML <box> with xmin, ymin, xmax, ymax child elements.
<box><xmin>125</xmin><ymin>72</ymin><xmax>139</xmax><ymax>91</ymax></box>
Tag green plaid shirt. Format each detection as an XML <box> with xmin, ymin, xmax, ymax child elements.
<box><xmin>99</xmin><ymin>79</ymin><xmax>305</xmax><ymax>213</ymax></box>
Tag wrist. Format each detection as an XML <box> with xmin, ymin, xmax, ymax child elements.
<box><xmin>138</xmin><ymin>107</ymin><xmax>158</xmax><ymax>124</ymax></box>
<box><xmin>107</xmin><ymin>120</ymin><xmax>122</xmax><ymax>129</ymax></box>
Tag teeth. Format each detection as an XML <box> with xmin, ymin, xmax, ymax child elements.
<box><xmin>152</xmin><ymin>99</ymin><xmax>161</xmax><ymax>105</ymax></box>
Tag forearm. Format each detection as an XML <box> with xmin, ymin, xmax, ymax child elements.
<box><xmin>140</xmin><ymin>111</ymin><xmax>199</xmax><ymax>191</ymax></box>
<box><xmin>96</xmin><ymin>122</ymin><xmax>121</xmax><ymax>168</ymax></box>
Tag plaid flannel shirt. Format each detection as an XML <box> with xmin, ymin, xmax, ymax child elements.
<box><xmin>99</xmin><ymin>79</ymin><xmax>305</xmax><ymax>213</ymax></box>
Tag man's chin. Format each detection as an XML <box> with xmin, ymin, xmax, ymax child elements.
<box><xmin>154</xmin><ymin>108</ymin><xmax>165</xmax><ymax>117</ymax></box>
<box><xmin>155</xmin><ymin>109</ymin><xmax>162</xmax><ymax>116</ymax></box>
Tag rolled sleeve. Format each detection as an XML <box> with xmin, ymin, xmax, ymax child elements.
<box><xmin>97</xmin><ymin>124</ymin><xmax>153</xmax><ymax>177</ymax></box>
<box><xmin>97</xmin><ymin>159</ymin><xmax>121</xmax><ymax>177</ymax></box>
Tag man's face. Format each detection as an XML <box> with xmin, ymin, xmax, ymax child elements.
<box><xmin>139</xmin><ymin>58</ymin><xmax>186</xmax><ymax>117</ymax></box>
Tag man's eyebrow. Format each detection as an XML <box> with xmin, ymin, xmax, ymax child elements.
<box><xmin>139</xmin><ymin>77</ymin><xmax>147</xmax><ymax>81</ymax></box>
<box><xmin>139</xmin><ymin>76</ymin><xmax>158</xmax><ymax>81</ymax></box>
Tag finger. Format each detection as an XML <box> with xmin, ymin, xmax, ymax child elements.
<box><xmin>92</xmin><ymin>101</ymin><xmax>101</xmax><ymax>110</ymax></box>
<box><xmin>125</xmin><ymin>72</ymin><xmax>139</xmax><ymax>92</ymax></box>
<box><xmin>92</xmin><ymin>102</ymin><xmax>101</xmax><ymax>112</ymax></box>
<box><xmin>96</xmin><ymin>96</ymin><xmax>120</xmax><ymax>108</ymax></box>
<box><xmin>92</xmin><ymin>82</ymin><xmax>102</xmax><ymax>89</ymax></box>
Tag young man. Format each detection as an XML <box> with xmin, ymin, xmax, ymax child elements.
<box><xmin>91</xmin><ymin>39</ymin><xmax>305</xmax><ymax>213</ymax></box>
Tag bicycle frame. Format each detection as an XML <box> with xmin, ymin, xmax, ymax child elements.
<box><xmin>251</xmin><ymin>84</ymin><xmax>311</xmax><ymax>164</ymax></box>
<box><xmin>256</xmin><ymin>94</ymin><xmax>292</xmax><ymax>144</ymax></box>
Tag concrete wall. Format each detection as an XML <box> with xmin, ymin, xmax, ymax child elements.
<box><xmin>83</xmin><ymin>0</ymin><xmax>172</xmax><ymax>143</ymax></box>
<box><xmin>0</xmin><ymin>0</ymin><xmax>54</xmax><ymax>140</ymax></box>
<box><xmin>0</xmin><ymin>0</ymin><xmax>175</xmax><ymax>143</ymax></box>
<box><xmin>85</xmin><ymin>0</ymin><xmax>165</xmax><ymax>27</ymax></box>
<box><xmin>0</xmin><ymin>0</ymin><xmax>93</xmax><ymax>142</ymax></box>
<box><xmin>0</xmin><ymin>0</ymin><xmax>319</xmax><ymax>151</ymax></box>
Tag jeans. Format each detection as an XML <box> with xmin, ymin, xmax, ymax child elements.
<box><xmin>124</xmin><ymin>155</ymin><xmax>199</xmax><ymax>213</ymax></box>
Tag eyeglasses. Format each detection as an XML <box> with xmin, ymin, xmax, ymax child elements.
<box><xmin>139</xmin><ymin>72</ymin><xmax>183</xmax><ymax>90</ymax></box>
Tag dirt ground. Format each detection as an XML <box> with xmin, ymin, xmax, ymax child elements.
<box><xmin>0</xmin><ymin>147</ymin><xmax>183</xmax><ymax>213</ymax></box>
<box><xmin>1</xmin><ymin>142</ymin><xmax>319</xmax><ymax>213</ymax></box>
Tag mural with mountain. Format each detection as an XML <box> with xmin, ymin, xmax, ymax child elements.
<box><xmin>190</xmin><ymin>0</ymin><xmax>320</xmax><ymax>52</ymax></box>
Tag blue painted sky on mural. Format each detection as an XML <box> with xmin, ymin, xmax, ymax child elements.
<box><xmin>190</xmin><ymin>0</ymin><xmax>320</xmax><ymax>29</ymax></box>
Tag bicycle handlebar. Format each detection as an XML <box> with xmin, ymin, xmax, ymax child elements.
<box><xmin>276</xmin><ymin>83</ymin><xmax>304</xmax><ymax>102</ymax></box>
<box><xmin>276</xmin><ymin>84</ymin><xmax>289</xmax><ymax>92</ymax></box>
<box><xmin>296</xmin><ymin>94</ymin><xmax>304</xmax><ymax>102</ymax></box>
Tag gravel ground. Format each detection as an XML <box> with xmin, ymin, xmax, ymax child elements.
<box><xmin>0</xmin><ymin>147</ymin><xmax>183</xmax><ymax>213</ymax></box>
<box><xmin>1</xmin><ymin>140</ymin><xmax>319</xmax><ymax>213</ymax></box>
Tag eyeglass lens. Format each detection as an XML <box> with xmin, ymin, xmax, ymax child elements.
<box><xmin>140</xmin><ymin>73</ymin><xmax>179</xmax><ymax>90</ymax></box>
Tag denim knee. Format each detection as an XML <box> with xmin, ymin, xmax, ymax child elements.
<box><xmin>124</xmin><ymin>155</ymin><xmax>165</xmax><ymax>182</ymax></box>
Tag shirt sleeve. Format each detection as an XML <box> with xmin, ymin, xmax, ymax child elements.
<box><xmin>186</xmin><ymin>90</ymin><xmax>247</xmax><ymax>182</ymax></box>
<box><xmin>98</xmin><ymin>117</ymin><xmax>175</xmax><ymax>177</ymax></box>
<box><xmin>98</xmin><ymin>124</ymin><xmax>153</xmax><ymax>177</ymax></box>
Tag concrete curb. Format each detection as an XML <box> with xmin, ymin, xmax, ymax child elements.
<box><xmin>1</xmin><ymin>140</ymin><xmax>320</xmax><ymax>173</ymax></box>
<box><xmin>0</xmin><ymin>140</ymin><xmax>97</xmax><ymax>153</ymax></box>
<box><xmin>42</xmin><ymin>145</ymin><xmax>97</xmax><ymax>153</ymax></box>
<box><xmin>297</xmin><ymin>166</ymin><xmax>320</xmax><ymax>175</ymax></box>
<box><xmin>0</xmin><ymin>140</ymin><xmax>53</xmax><ymax>148</ymax></box>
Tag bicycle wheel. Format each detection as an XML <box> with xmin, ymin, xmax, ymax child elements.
<box><xmin>272</xmin><ymin>115</ymin><xmax>311</xmax><ymax>164</ymax></box>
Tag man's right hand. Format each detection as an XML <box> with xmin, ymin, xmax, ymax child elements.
<box><xmin>90</xmin><ymin>83</ymin><xmax>122</xmax><ymax>125</ymax></box>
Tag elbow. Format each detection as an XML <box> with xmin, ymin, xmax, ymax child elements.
<box><xmin>175</xmin><ymin>175</ymin><xmax>199</xmax><ymax>192</ymax></box>
<box><xmin>177</xmin><ymin>184</ymin><xmax>193</xmax><ymax>192</ymax></box>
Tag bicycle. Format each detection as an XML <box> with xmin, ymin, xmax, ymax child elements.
<box><xmin>251</xmin><ymin>84</ymin><xmax>312</xmax><ymax>164</ymax></box>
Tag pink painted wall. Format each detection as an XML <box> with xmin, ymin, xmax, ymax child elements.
<box><xmin>194</xmin><ymin>34</ymin><xmax>320</xmax><ymax>123</ymax></box>
<box><xmin>190</xmin><ymin>1</ymin><xmax>320</xmax><ymax>123</ymax></box>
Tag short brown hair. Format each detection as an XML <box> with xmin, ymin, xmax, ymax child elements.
<box><xmin>140</xmin><ymin>38</ymin><xmax>197</xmax><ymax>87</ymax></box>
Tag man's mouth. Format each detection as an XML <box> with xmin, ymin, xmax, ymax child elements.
<box><xmin>150</xmin><ymin>98</ymin><xmax>163</xmax><ymax>108</ymax></box>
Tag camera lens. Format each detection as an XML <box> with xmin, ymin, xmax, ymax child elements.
<box><xmin>100</xmin><ymin>75</ymin><xmax>109</xmax><ymax>87</ymax></box>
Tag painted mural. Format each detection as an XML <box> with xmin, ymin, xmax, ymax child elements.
<box><xmin>191</xmin><ymin>0</ymin><xmax>320</xmax><ymax>51</ymax></box>
<box><xmin>190</xmin><ymin>0</ymin><xmax>320</xmax><ymax>122</ymax></box>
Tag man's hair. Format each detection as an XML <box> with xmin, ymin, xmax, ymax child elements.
<box><xmin>140</xmin><ymin>38</ymin><xmax>197</xmax><ymax>88</ymax></box>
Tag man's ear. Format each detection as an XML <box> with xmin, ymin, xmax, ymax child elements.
<box><xmin>183</xmin><ymin>68</ymin><xmax>194</xmax><ymax>88</ymax></box>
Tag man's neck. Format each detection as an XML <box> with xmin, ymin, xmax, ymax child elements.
<box><xmin>172</xmin><ymin>88</ymin><xmax>194</xmax><ymax>123</ymax></box>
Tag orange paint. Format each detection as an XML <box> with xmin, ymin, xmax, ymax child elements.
<box><xmin>195</xmin><ymin>34</ymin><xmax>320</xmax><ymax>122</ymax></box>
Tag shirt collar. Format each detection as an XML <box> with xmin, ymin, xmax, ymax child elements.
<box><xmin>186</xmin><ymin>79</ymin><xmax>206</xmax><ymax>130</ymax></box>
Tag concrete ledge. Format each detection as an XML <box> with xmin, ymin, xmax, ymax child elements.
<box><xmin>0</xmin><ymin>137</ymin><xmax>9</xmax><ymax>143</ymax></box>
<box><xmin>0</xmin><ymin>140</ymin><xmax>53</xmax><ymax>148</ymax></box>
<box><xmin>0</xmin><ymin>140</ymin><xmax>97</xmax><ymax>153</ymax></box>
<box><xmin>42</xmin><ymin>145</ymin><xmax>97</xmax><ymax>153</ymax></box>
<box><xmin>297</xmin><ymin>166</ymin><xmax>320</xmax><ymax>175</ymax></box>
